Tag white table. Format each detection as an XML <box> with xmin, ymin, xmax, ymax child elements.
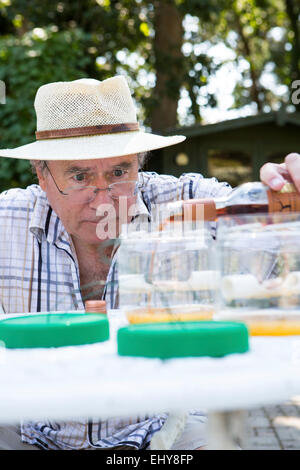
<box><xmin>0</xmin><ymin>309</ymin><xmax>300</xmax><ymax>449</ymax></box>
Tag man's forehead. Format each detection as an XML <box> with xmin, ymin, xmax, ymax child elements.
<box><xmin>54</xmin><ymin>154</ymin><xmax>138</xmax><ymax>171</ymax></box>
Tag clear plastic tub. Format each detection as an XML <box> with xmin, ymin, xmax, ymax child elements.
<box><xmin>215</xmin><ymin>212</ymin><xmax>300</xmax><ymax>335</ymax></box>
<box><xmin>117</xmin><ymin>222</ymin><xmax>219</xmax><ymax>324</ymax></box>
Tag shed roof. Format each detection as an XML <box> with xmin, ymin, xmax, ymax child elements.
<box><xmin>166</xmin><ymin>110</ymin><xmax>300</xmax><ymax>138</ymax></box>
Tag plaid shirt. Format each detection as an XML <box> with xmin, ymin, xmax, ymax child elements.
<box><xmin>0</xmin><ymin>171</ymin><xmax>231</xmax><ymax>450</ymax></box>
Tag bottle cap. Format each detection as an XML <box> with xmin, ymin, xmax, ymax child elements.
<box><xmin>0</xmin><ymin>313</ymin><xmax>109</xmax><ymax>348</ymax></box>
<box><xmin>117</xmin><ymin>321</ymin><xmax>249</xmax><ymax>359</ymax></box>
<box><xmin>85</xmin><ymin>300</ymin><xmax>107</xmax><ymax>314</ymax></box>
<box><xmin>267</xmin><ymin>187</ymin><xmax>300</xmax><ymax>213</ymax></box>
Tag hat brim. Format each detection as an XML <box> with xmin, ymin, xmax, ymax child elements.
<box><xmin>0</xmin><ymin>131</ymin><xmax>185</xmax><ymax>160</ymax></box>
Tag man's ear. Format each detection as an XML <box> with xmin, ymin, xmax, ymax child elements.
<box><xmin>35</xmin><ymin>164</ymin><xmax>47</xmax><ymax>192</ymax></box>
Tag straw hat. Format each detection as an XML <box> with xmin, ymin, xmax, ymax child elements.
<box><xmin>0</xmin><ymin>76</ymin><xmax>185</xmax><ymax>160</ymax></box>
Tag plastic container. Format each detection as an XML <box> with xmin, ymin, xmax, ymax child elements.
<box><xmin>215</xmin><ymin>212</ymin><xmax>300</xmax><ymax>335</ymax></box>
<box><xmin>117</xmin><ymin>222</ymin><xmax>219</xmax><ymax>324</ymax></box>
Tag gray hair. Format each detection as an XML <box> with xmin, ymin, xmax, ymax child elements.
<box><xmin>30</xmin><ymin>152</ymin><xmax>149</xmax><ymax>176</ymax></box>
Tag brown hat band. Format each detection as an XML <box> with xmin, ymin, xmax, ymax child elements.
<box><xmin>35</xmin><ymin>122</ymin><xmax>139</xmax><ymax>140</ymax></box>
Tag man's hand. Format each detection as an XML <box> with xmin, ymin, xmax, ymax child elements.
<box><xmin>260</xmin><ymin>153</ymin><xmax>300</xmax><ymax>192</ymax></box>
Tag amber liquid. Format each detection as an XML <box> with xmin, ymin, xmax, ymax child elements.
<box><xmin>216</xmin><ymin>203</ymin><xmax>269</xmax><ymax>217</ymax></box>
<box><xmin>126</xmin><ymin>306</ymin><xmax>214</xmax><ymax>324</ymax></box>
<box><xmin>168</xmin><ymin>202</ymin><xmax>270</xmax><ymax>225</ymax></box>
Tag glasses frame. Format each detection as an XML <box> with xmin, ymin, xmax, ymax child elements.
<box><xmin>44</xmin><ymin>162</ymin><xmax>143</xmax><ymax>202</ymax></box>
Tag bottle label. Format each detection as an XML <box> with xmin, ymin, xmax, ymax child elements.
<box><xmin>267</xmin><ymin>187</ymin><xmax>300</xmax><ymax>213</ymax></box>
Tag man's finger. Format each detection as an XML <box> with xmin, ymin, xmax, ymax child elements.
<box><xmin>259</xmin><ymin>162</ymin><xmax>287</xmax><ymax>190</ymax></box>
<box><xmin>284</xmin><ymin>153</ymin><xmax>300</xmax><ymax>192</ymax></box>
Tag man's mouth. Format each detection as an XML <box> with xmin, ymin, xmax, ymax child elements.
<box><xmin>84</xmin><ymin>216</ymin><xmax>120</xmax><ymax>224</ymax></box>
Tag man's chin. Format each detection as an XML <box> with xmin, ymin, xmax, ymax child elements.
<box><xmin>75</xmin><ymin>218</ymin><xmax>122</xmax><ymax>243</ymax></box>
<box><xmin>86</xmin><ymin>227</ymin><xmax>119</xmax><ymax>243</ymax></box>
<box><xmin>79</xmin><ymin>233</ymin><xmax>118</xmax><ymax>244</ymax></box>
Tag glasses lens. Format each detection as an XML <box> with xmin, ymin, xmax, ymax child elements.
<box><xmin>110</xmin><ymin>181</ymin><xmax>138</xmax><ymax>199</ymax></box>
<box><xmin>63</xmin><ymin>181</ymin><xmax>140</xmax><ymax>204</ymax></box>
<box><xmin>64</xmin><ymin>185</ymin><xmax>98</xmax><ymax>204</ymax></box>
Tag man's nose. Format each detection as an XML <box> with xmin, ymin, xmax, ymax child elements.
<box><xmin>89</xmin><ymin>185</ymin><xmax>114</xmax><ymax>210</ymax></box>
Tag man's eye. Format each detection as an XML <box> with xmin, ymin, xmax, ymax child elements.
<box><xmin>74</xmin><ymin>173</ymin><xmax>86</xmax><ymax>183</ymax></box>
<box><xmin>113</xmin><ymin>169</ymin><xmax>126</xmax><ymax>177</ymax></box>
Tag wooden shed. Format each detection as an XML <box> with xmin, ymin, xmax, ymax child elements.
<box><xmin>148</xmin><ymin>110</ymin><xmax>300</xmax><ymax>187</ymax></box>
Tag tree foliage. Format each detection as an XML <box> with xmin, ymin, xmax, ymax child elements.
<box><xmin>200</xmin><ymin>0</ymin><xmax>300</xmax><ymax>112</ymax></box>
<box><xmin>0</xmin><ymin>0</ymin><xmax>299</xmax><ymax>190</ymax></box>
<box><xmin>0</xmin><ymin>26</ymin><xmax>94</xmax><ymax>187</ymax></box>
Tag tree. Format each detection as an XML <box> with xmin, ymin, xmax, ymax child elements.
<box><xmin>150</xmin><ymin>1</ymin><xmax>184</xmax><ymax>131</ymax></box>
<box><xmin>0</xmin><ymin>27</ymin><xmax>94</xmax><ymax>188</ymax></box>
<box><xmin>0</xmin><ymin>0</ymin><xmax>221</xmax><ymax>132</ymax></box>
<box><xmin>202</xmin><ymin>0</ymin><xmax>300</xmax><ymax>113</ymax></box>
<box><xmin>285</xmin><ymin>0</ymin><xmax>300</xmax><ymax>85</ymax></box>
<box><xmin>0</xmin><ymin>0</ymin><xmax>299</xmax><ymax>190</ymax></box>
<box><xmin>149</xmin><ymin>0</ymin><xmax>224</xmax><ymax>130</ymax></box>
<box><xmin>270</xmin><ymin>0</ymin><xmax>300</xmax><ymax>111</ymax></box>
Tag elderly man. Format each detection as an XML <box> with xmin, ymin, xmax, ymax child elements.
<box><xmin>0</xmin><ymin>75</ymin><xmax>296</xmax><ymax>450</ymax></box>
<box><xmin>0</xmin><ymin>76</ymin><xmax>232</xmax><ymax>450</ymax></box>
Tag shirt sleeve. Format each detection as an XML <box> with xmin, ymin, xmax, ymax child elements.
<box><xmin>140</xmin><ymin>171</ymin><xmax>232</xmax><ymax>205</ymax></box>
<box><xmin>177</xmin><ymin>172</ymin><xmax>232</xmax><ymax>200</ymax></box>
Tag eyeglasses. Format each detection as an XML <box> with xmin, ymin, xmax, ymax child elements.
<box><xmin>44</xmin><ymin>162</ymin><xmax>142</xmax><ymax>205</ymax></box>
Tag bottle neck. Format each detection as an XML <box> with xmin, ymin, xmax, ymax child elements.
<box><xmin>214</xmin><ymin>196</ymin><xmax>228</xmax><ymax>210</ymax></box>
<box><xmin>165</xmin><ymin>182</ymin><xmax>300</xmax><ymax>225</ymax></box>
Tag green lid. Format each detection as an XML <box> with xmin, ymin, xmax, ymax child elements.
<box><xmin>0</xmin><ymin>313</ymin><xmax>109</xmax><ymax>348</ymax></box>
<box><xmin>117</xmin><ymin>321</ymin><xmax>249</xmax><ymax>359</ymax></box>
